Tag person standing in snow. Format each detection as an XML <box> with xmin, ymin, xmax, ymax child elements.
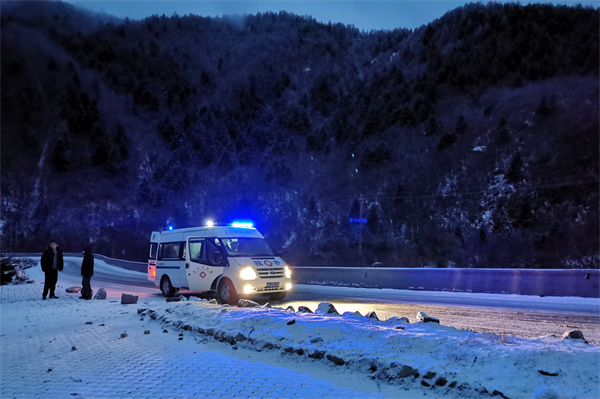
<box><xmin>80</xmin><ymin>247</ymin><xmax>94</xmax><ymax>300</ymax></box>
<box><xmin>40</xmin><ymin>242</ymin><xmax>63</xmax><ymax>300</ymax></box>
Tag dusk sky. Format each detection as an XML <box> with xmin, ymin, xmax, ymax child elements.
<box><xmin>69</xmin><ymin>1</ymin><xmax>600</xmax><ymax>31</ymax></box>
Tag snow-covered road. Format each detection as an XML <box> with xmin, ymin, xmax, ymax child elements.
<box><xmin>24</xmin><ymin>256</ymin><xmax>600</xmax><ymax>345</ymax></box>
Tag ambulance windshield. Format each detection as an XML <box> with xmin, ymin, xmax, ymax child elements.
<box><xmin>221</xmin><ymin>238</ymin><xmax>274</xmax><ymax>257</ymax></box>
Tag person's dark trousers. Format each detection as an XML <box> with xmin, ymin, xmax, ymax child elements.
<box><xmin>43</xmin><ymin>269</ymin><xmax>58</xmax><ymax>297</ymax></box>
<box><xmin>81</xmin><ymin>276</ymin><xmax>92</xmax><ymax>299</ymax></box>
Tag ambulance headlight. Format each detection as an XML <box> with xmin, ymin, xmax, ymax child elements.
<box><xmin>285</xmin><ymin>283</ymin><xmax>292</xmax><ymax>290</ymax></box>
<box><xmin>240</xmin><ymin>266</ymin><xmax>257</xmax><ymax>280</ymax></box>
<box><xmin>284</xmin><ymin>266</ymin><xmax>292</xmax><ymax>279</ymax></box>
<box><xmin>244</xmin><ymin>285</ymin><xmax>257</xmax><ymax>294</ymax></box>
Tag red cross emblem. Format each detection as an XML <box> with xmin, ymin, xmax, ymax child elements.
<box><xmin>264</xmin><ymin>260</ymin><xmax>273</xmax><ymax>267</ymax></box>
<box><xmin>200</xmin><ymin>271</ymin><xmax>206</xmax><ymax>278</ymax></box>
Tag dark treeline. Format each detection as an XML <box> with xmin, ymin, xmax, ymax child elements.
<box><xmin>1</xmin><ymin>1</ymin><xmax>598</xmax><ymax>268</ymax></box>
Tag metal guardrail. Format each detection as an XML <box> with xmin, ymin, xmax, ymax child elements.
<box><xmin>4</xmin><ymin>253</ymin><xmax>598</xmax><ymax>297</ymax></box>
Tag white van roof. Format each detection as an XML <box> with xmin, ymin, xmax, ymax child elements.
<box><xmin>150</xmin><ymin>226</ymin><xmax>264</xmax><ymax>242</ymax></box>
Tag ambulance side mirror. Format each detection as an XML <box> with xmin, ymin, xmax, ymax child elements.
<box><xmin>214</xmin><ymin>252</ymin><xmax>223</xmax><ymax>265</ymax></box>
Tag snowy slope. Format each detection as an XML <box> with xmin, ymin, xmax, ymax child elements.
<box><xmin>142</xmin><ymin>298</ymin><xmax>600</xmax><ymax>399</ymax></box>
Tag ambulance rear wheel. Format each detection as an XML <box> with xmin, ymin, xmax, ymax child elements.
<box><xmin>161</xmin><ymin>276</ymin><xmax>176</xmax><ymax>297</ymax></box>
<box><xmin>217</xmin><ymin>279</ymin><xmax>238</xmax><ymax>305</ymax></box>
<box><xmin>269</xmin><ymin>292</ymin><xmax>286</xmax><ymax>301</ymax></box>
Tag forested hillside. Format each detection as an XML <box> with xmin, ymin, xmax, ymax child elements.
<box><xmin>1</xmin><ymin>1</ymin><xmax>598</xmax><ymax>268</ymax></box>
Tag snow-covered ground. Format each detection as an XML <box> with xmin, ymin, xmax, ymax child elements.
<box><xmin>1</xmin><ymin>258</ymin><xmax>599</xmax><ymax>398</ymax></box>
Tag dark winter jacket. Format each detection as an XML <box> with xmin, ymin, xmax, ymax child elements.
<box><xmin>81</xmin><ymin>251</ymin><xmax>94</xmax><ymax>277</ymax></box>
<box><xmin>41</xmin><ymin>247</ymin><xmax>64</xmax><ymax>272</ymax></box>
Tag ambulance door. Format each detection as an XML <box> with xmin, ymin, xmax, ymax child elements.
<box><xmin>186</xmin><ymin>237</ymin><xmax>226</xmax><ymax>291</ymax></box>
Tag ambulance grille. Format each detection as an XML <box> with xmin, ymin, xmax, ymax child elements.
<box><xmin>257</xmin><ymin>268</ymin><xmax>284</xmax><ymax>278</ymax></box>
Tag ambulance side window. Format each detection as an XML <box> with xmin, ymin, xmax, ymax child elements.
<box><xmin>160</xmin><ymin>242</ymin><xmax>180</xmax><ymax>260</ymax></box>
<box><xmin>149</xmin><ymin>243</ymin><xmax>158</xmax><ymax>260</ymax></box>
<box><xmin>206</xmin><ymin>238</ymin><xmax>226</xmax><ymax>266</ymax></box>
<box><xmin>189</xmin><ymin>239</ymin><xmax>204</xmax><ymax>262</ymax></box>
<box><xmin>180</xmin><ymin>241</ymin><xmax>187</xmax><ymax>260</ymax></box>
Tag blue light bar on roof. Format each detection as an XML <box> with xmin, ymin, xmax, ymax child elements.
<box><xmin>231</xmin><ymin>222</ymin><xmax>254</xmax><ymax>229</ymax></box>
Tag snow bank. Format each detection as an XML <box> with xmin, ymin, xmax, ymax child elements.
<box><xmin>139</xmin><ymin>300</ymin><xmax>600</xmax><ymax>399</ymax></box>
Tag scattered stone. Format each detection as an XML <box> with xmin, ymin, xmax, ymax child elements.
<box><xmin>137</xmin><ymin>308</ymin><xmax>147</xmax><ymax>315</ymax></box>
<box><xmin>224</xmin><ymin>334</ymin><xmax>236</xmax><ymax>345</ymax></box>
<box><xmin>493</xmin><ymin>389</ymin><xmax>510</xmax><ymax>399</ymax></box>
<box><xmin>562</xmin><ymin>330</ymin><xmax>585</xmax><ymax>340</ymax></box>
<box><xmin>421</xmin><ymin>380</ymin><xmax>431</xmax><ymax>387</ymax></box>
<box><xmin>139</xmin><ymin>317</ymin><xmax>144</xmax><ymax>321</ymax></box>
<box><xmin>295</xmin><ymin>348</ymin><xmax>305</xmax><ymax>355</ymax></box>
<box><xmin>287</xmin><ymin>319</ymin><xmax>296</xmax><ymax>326</ymax></box>
<box><xmin>222</xmin><ymin>304</ymin><xmax>230</xmax><ymax>308</ymax></box>
<box><xmin>284</xmin><ymin>347</ymin><xmax>294</xmax><ymax>353</ymax></box>
<box><xmin>149</xmin><ymin>313</ymin><xmax>157</xmax><ymax>320</ymax></box>
<box><xmin>94</xmin><ymin>288</ymin><xmax>107</xmax><ymax>300</ymax></box>
<box><xmin>178</xmin><ymin>333</ymin><xmax>184</xmax><ymax>336</ymax></box>
<box><xmin>120</xmin><ymin>333</ymin><xmax>127</xmax><ymax>339</ymax></box>
<box><xmin>394</xmin><ymin>326</ymin><xmax>405</xmax><ymax>330</ymax></box>
<box><xmin>286</xmin><ymin>306</ymin><xmax>295</xmax><ymax>312</ymax></box>
<box><xmin>317</xmin><ymin>302</ymin><xmax>339</xmax><ymax>315</ymax></box>
<box><xmin>66</xmin><ymin>287</ymin><xmax>82</xmax><ymax>293</ymax></box>
<box><xmin>397</xmin><ymin>365</ymin><xmax>419</xmax><ymax>378</ymax></box>
<box><xmin>448</xmin><ymin>381</ymin><xmax>457</xmax><ymax>388</ymax></box>
<box><xmin>237</xmin><ymin>299</ymin><xmax>259</xmax><ymax>307</ymax></box>
<box><xmin>182</xmin><ymin>325</ymin><xmax>190</xmax><ymax>331</ymax></box>
<box><xmin>166</xmin><ymin>297</ymin><xmax>181</xmax><ymax>302</ymax></box>
<box><xmin>370</xmin><ymin>365</ymin><xmax>378</xmax><ymax>372</ymax></box>
<box><xmin>163</xmin><ymin>329</ymin><xmax>168</xmax><ymax>333</ymax></box>
<box><xmin>416</xmin><ymin>311</ymin><xmax>439</xmax><ymax>323</ymax></box>
<box><xmin>98</xmin><ymin>324</ymin><xmax>105</xmax><ymax>327</ymax></box>
<box><xmin>263</xmin><ymin>302</ymin><xmax>272</xmax><ymax>308</ymax></box>
<box><xmin>309</xmin><ymin>350</ymin><xmax>326</xmax><ymax>359</ymax></box>
<box><xmin>197</xmin><ymin>328</ymin><xmax>205</xmax><ymax>334</ymax></box>
<box><xmin>538</xmin><ymin>369</ymin><xmax>559</xmax><ymax>377</ymax></box>
<box><xmin>144</xmin><ymin>330</ymin><xmax>150</xmax><ymax>334</ymax></box>
<box><xmin>423</xmin><ymin>371</ymin><xmax>436</xmax><ymax>379</ymax></box>
<box><xmin>298</xmin><ymin>306</ymin><xmax>313</xmax><ymax>313</ymax></box>
<box><xmin>235</xmin><ymin>333</ymin><xmax>247</xmax><ymax>342</ymax></box>
<box><xmin>178</xmin><ymin>337</ymin><xmax>183</xmax><ymax>341</ymax></box>
<box><xmin>310</xmin><ymin>336</ymin><xmax>322</xmax><ymax>344</ymax></box>
<box><xmin>121</xmin><ymin>294</ymin><xmax>139</xmax><ymax>305</ymax></box>
<box><xmin>221</xmin><ymin>308</ymin><xmax>228</xmax><ymax>313</ymax></box>
<box><xmin>435</xmin><ymin>377</ymin><xmax>447</xmax><ymax>386</ymax></box>
<box><xmin>71</xmin><ymin>346</ymin><xmax>78</xmax><ymax>351</ymax></box>
<box><xmin>326</xmin><ymin>355</ymin><xmax>345</xmax><ymax>366</ymax></box>
<box><xmin>365</xmin><ymin>311</ymin><xmax>379</xmax><ymax>321</ymax></box>
<box><xmin>178</xmin><ymin>295</ymin><xmax>187</xmax><ymax>302</ymax></box>
<box><xmin>206</xmin><ymin>328</ymin><xmax>215</xmax><ymax>336</ymax></box>
<box><xmin>85</xmin><ymin>322</ymin><xmax>93</xmax><ymax>325</ymax></box>
<box><xmin>263</xmin><ymin>343</ymin><xmax>274</xmax><ymax>350</ymax></box>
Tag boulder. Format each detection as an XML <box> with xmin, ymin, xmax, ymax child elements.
<box><xmin>66</xmin><ymin>286</ymin><xmax>81</xmax><ymax>293</ymax></box>
<box><xmin>309</xmin><ymin>350</ymin><xmax>326</xmax><ymax>359</ymax></box>
<box><xmin>235</xmin><ymin>332</ymin><xmax>247</xmax><ymax>342</ymax></box>
<box><xmin>298</xmin><ymin>306</ymin><xmax>313</xmax><ymax>313</ymax></box>
<box><xmin>286</xmin><ymin>305</ymin><xmax>296</xmax><ymax>312</ymax></box>
<box><xmin>397</xmin><ymin>365</ymin><xmax>419</xmax><ymax>378</ymax></box>
<box><xmin>423</xmin><ymin>371</ymin><xmax>436</xmax><ymax>379</ymax></box>
<box><xmin>326</xmin><ymin>354</ymin><xmax>345</xmax><ymax>366</ymax></box>
<box><xmin>238</xmin><ymin>299</ymin><xmax>259</xmax><ymax>308</ymax></box>
<box><xmin>263</xmin><ymin>302</ymin><xmax>272</xmax><ymax>308</ymax></box>
<box><xmin>562</xmin><ymin>330</ymin><xmax>585</xmax><ymax>340</ymax></box>
<box><xmin>208</xmin><ymin>298</ymin><xmax>218</xmax><ymax>304</ymax></box>
<box><xmin>93</xmin><ymin>288</ymin><xmax>107</xmax><ymax>300</ymax></box>
<box><xmin>287</xmin><ymin>319</ymin><xmax>296</xmax><ymax>325</ymax></box>
<box><xmin>166</xmin><ymin>297</ymin><xmax>181</xmax><ymax>302</ymax></box>
<box><xmin>416</xmin><ymin>311</ymin><xmax>439</xmax><ymax>323</ymax></box>
<box><xmin>316</xmin><ymin>302</ymin><xmax>339</xmax><ymax>315</ymax></box>
<box><xmin>365</xmin><ymin>311</ymin><xmax>379</xmax><ymax>321</ymax></box>
<box><xmin>435</xmin><ymin>377</ymin><xmax>448</xmax><ymax>386</ymax></box>
<box><xmin>137</xmin><ymin>308</ymin><xmax>147</xmax><ymax>315</ymax></box>
<box><xmin>121</xmin><ymin>293</ymin><xmax>139</xmax><ymax>305</ymax></box>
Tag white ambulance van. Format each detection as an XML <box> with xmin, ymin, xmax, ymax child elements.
<box><xmin>147</xmin><ymin>222</ymin><xmax>292</xmax><ymax>304</ymax></box>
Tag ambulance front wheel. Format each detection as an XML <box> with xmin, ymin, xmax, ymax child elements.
<box><xmin>269</xmin><ymin>292</ymin><xmax>286</xmax><ymax>301</ymax></box>
<box><xmin>217</xmin><ymin>279</ymin><xmax>238</xmax><ymax>305</ymax></box>
<box><xmin>161</xmin><ymin>276</ymin><xmax>176</xmax><ymax>297</ymax></box>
